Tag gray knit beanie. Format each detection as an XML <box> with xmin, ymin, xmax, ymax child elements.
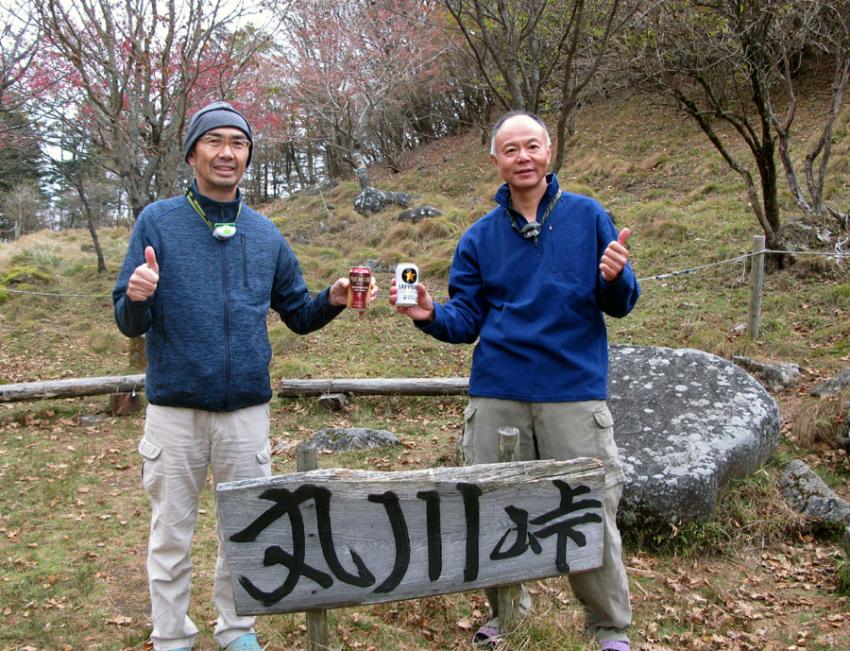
<box><xmin>183</xmin><ymin>101</ymin><xmax>253</xmax><ymax>166</ymax></box>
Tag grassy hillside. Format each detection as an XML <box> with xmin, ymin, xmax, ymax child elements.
<box><xmin>0</xmin><ymin>81</ymin><xmax>849</xmax><ymax>650</ymax></box>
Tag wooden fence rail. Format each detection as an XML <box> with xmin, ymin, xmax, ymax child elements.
<box><xmin>0</xmin><ymin>375</ymin><xmax>468</xmax><ymax>403</ymax></box>
<box><xmin>278</xmin><ymin>377</ymin><xmax>469</xmax><ymax>396</ymax></box>
<box><xmin>0</xmin><ymin>374</ymin><xmax>146</xmax><ymax>402</ymax></box>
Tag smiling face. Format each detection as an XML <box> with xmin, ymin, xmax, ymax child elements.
<box><xmin>489</xmin><ymin>115</ymin><xmax>552</xmax><ymax>195</ymax></box>
<box><xmin>187</xmin><ymin>127</ymin><xmax>250</xmax><ymax>201</ymax></box>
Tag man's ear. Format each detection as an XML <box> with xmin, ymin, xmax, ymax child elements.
<box><xmin>489</xmin><ymin>153</ymin><xmax>497</xmax><ymax>166</ymax></box>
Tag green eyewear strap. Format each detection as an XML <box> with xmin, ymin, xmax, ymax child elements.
<box><xmin>185</xmin><ymin>188</ymin><xmax>242</xmax><ymax>239</ymax></box>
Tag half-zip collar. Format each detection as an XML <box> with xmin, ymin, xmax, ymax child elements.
<box><xmin>495</xmin><ymin>173</ymin><xmax>558</xmax><ymax>215</ymax></box>
<box><xmin>496</xmin><ymin>173</ymin><xmax>561</xmax><ymax>244</ymax></box>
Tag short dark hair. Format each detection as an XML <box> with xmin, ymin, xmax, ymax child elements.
<box><xmin>489</xmin><ymin>110</ymin><xmax>551</xmax><ymax>155</ymax></box>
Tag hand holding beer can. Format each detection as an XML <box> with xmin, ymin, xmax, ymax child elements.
<box><xmin>348</xmin><ymin>266</ymin><xmax>372</xmax><ymax>311</ymax></box>
<box><xmin>395</xmin><ymin>262</ymin><xmax>419</xmax><ymax>307</ymax></box>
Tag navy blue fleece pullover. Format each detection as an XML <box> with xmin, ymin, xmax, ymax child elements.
<box><xmin>113</xmin><ymin>185</ymin><xmax>344</xmax><ymax>411</ymax></box>
<box><xmin>418</xmin><ymin>174</ymin><xmax>640</xmax><ymax>402</ymax></box>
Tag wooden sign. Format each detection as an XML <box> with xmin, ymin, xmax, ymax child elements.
<box><xmin>216</xmin><ymin>458</ymin><xmax>605</xmax><ymax>616</ymax></box>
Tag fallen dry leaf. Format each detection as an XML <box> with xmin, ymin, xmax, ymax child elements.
<box><xmin>107</xmin><ymin>615</ymin><xmax>133</xmax><ymax>626</ymax></box>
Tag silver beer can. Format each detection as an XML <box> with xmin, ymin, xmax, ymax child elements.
<box><xmin>395</xmin><ymin>262</ymin><xmax>419</xmax><ymax>307</ymax></box>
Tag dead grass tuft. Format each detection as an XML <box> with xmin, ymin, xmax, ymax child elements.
<box><xmin>418</xmin><ymin>217</ymin><xmax>460</xmax><ymax>241</ymax></box>
<box><xmin>790</xmin><ymin>395</ymin><xmax>847</xmax><ymax>447</ymax></box>
<box><xmin>636</xmin><ymin>151</ymin><xmax>669</xmax><ymax>171</ymax></box>
<box><xmin>713</xmin><ymin>466</ymin><xmax>811</xmax><ymax>549</ymax></box>
<box><xmin>380</xmin><ymin>222</ymin><xmax>418</xmax><ymax>249</ymax></box>
<box><xmin>789</xmin><ymin>253</ymin><xmax>846</xmax><ymax>278</ymax></box>
<box><xmin>641</xmin><ymin>218</ymin><xmax>689</xmax><ymax>242</ymax></box>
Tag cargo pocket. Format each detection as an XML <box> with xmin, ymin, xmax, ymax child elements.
<box><xmin>592</xmin><ymin>404</ymin><xmax>625</xmax><ymax>487</ymax></box>
<box><xmin>138</xmin><ymin>438</ymin><xmax>164</xmax><ymax>500</ymax></box>
<box><xmin>593</xmin><ymin>405</ymin><xmax>614</xmax><ymax>430</ymax></box>
<box><xmin>256</xmin><ymin>440</ymin><xmax>273</xmax><ymax>478</ymax></box>
<box><xmin>461</xmin><ymin>402</ymin><xmax>476</xmax><ymax>465</ymax></box>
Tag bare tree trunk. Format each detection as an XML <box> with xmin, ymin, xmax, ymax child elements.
<box><xmin>771</xmin><ymin>49</ymin><xmax>850</xmax><ymax>228</ymax></box>
<box><xmin>674</xmin><ymin>88</ymin><xmax>785</xmax><ymax>262</ymax></box>
<box><xmin>76</xmin><ymin>184</ymin><xmax>107</xmax><ymax>273</ymax></box>
<box><xmin>773</xmin><ymin>55</ymin><xmax>814</xmax><ymax>215</ymax></box>
<box><xmin>290</xmin><ymin>145</ymin><xmax>308</xmax><ymax>189</ymax></box>
<box><xmin>806</xmin><ymin>54</ymin><xmax>850</xmax><ymax>222</ymax></box>
<box><xmin>553</xmin><ymin>0</ymin><xmax>623</xmax><ymax>174</ymax></box>
<box><xmin>552</xmin><ymin>0</ymin><xmax>585</xmax><ymax>173</ymax></box>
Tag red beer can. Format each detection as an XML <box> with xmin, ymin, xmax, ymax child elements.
<box><xmin>348</xmin><ymin>266</ymin><xmax>371</xmax><ymax>310</ymax></box>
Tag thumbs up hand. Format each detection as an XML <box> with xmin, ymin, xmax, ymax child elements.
<box><xmin>127</xmin><ymin>246</ymin><xmax>160</xmax><ymax>302</ymax></box>
<box><xmin>599</xmin><ymin>228</ymin><xmax>631</xmax><ymax>282</ymax></box>
<box><xmin>144</xmin><ymin>246</ymin><xmax>159</xmax><ymax>274</ymax></box>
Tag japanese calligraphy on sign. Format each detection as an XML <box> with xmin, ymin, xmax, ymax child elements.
<box><xmin>216</xmin><ymin>458</ymin><xmax>605</xmax><ymax>616</ymax></box>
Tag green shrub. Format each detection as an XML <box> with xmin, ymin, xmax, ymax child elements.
<box><xmin>418</xmin><ymin>218</ymin><xmax>460</xmax><ymax>241</ymax></box>
<box><xmin>2</xmin><ymin>264</ymin><xmax>54</xmax><ymax>288</ymax></box>
<box><xmin>11</xmin><ymin>245</ymin><xmax>62</xmax><ymax>269</ymax></box>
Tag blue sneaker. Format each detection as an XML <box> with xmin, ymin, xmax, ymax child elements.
<box><xmin>225</xmin><ymin>633</ymin><xmax>262</xmax><ymax>651</ymax></box>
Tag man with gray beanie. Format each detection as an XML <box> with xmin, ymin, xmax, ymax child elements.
<box><xmin>113</xmin><ymin>100</ymin><xmax>375</xmax><ymax>651</ymax></box>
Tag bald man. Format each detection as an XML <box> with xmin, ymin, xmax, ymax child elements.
<box><xmin>391</xmin><ymin>110</ymin><xmax>639</xmax><ymax>651</ymax></box>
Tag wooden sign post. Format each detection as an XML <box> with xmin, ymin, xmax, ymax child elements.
<box><xmin>216</xmin><ymin>458</ymin><xmax>605</xmax><ymax>617</ymax></box>
<box><xmin>296</xmin><ymin>443</ymin><xmax>329</xmax><ymax>651</ymax></box>
<box><xmin>496</xmin><ymin>427</ymin><xmax>522</xmax><ymax>635</ymax></box>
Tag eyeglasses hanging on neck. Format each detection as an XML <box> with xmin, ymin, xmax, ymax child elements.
<box><xmin>509</xmin><ymin>190</ymin><xmax>562</xmax><ymax>243</ymax></box>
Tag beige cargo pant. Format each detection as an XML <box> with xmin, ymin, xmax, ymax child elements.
<box><xmin>138</xmin><ymin>403</ymin><xmax>272</xmax><ymax>650</ymax></box>
<box><xmin>462</xmin><ymin>397</ymin><xmax>631</xmax><ymax>643</ymax></box>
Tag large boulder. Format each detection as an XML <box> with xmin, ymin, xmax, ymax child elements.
<box><xmin>608</xmin><ymin>345</ymin><xmax>781</xmax><ymax>527</ymax></box>
<box><xmin>310</xmin><ymin>427</ymin><xmax>402</xmax><ymax>452</ymax></box>
<box><xmin>354</xmin><ymin>187</ymin><xmax>411</xmax><ymax>216</ymax></box>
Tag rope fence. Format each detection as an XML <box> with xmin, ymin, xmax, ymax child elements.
<box><xmin>636</xmin><ymin>247</ymin><xmax>847</xmax><ymax>283</ymax></box>
<box><xmin>2</xmin><ymin>240</ymin><xmax>847</xmax><ymax>338</ymax></box>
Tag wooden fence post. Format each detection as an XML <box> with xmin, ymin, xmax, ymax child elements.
<box><xmin>748</xmin><ymin>235</ymin><xmax>766</xmax><ymax>339</ymax></box>
<box><xmin>296</xmin><ymin>442</ymin><xmax>330</xmax><ymax>651</ymax></box>
<box><xmin>496</xmin><ymin>426</ymin><xmax>521</xmax><ymax>636</ymax></box>
<box><xmin>296</xmin><ymin>441</ymin><xmax>318</xmax><ymax>473</ymax></box>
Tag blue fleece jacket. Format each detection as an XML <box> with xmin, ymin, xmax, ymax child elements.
<box><xmin>113</xmin><ymin>184</ymin><xmax>344</xmax><ymax>412</ymax></box>
<box><xmin>418</xmin><ymin>174</ymin><xmax>640</xmax><ymax>402</ymax></box>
